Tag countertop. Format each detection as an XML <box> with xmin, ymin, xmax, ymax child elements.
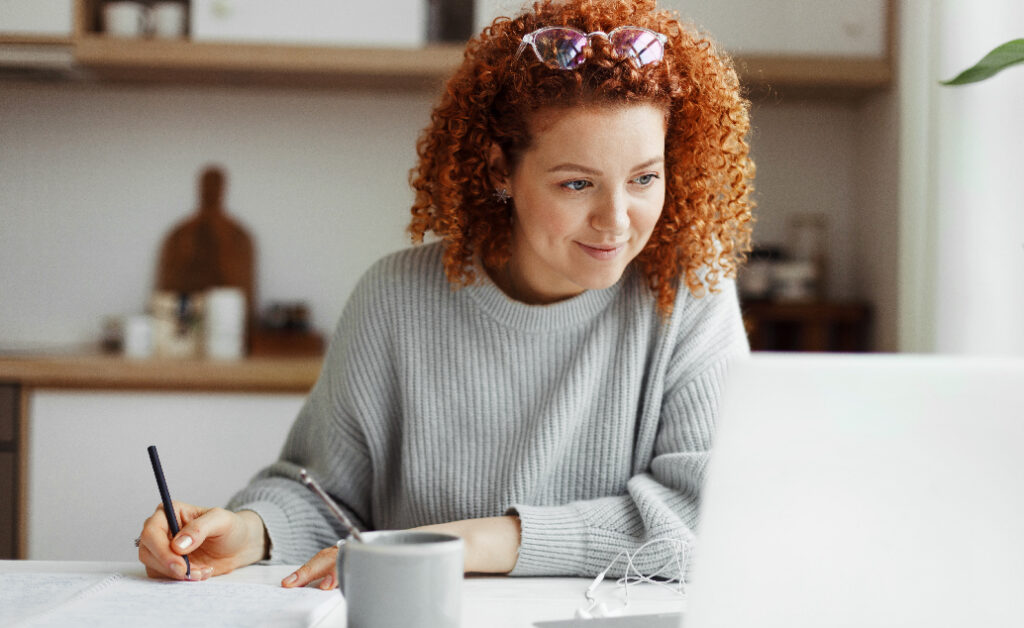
<box><xmin>0</xmin><ymin>354</ymin><xmax>322</xmax><ymax>393</ymax></box>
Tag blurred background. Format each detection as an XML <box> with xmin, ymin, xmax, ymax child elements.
<box><xmin>2</xmin><ymin>0</ymin><xmax>1021</xmax><ymax>356</ymax></box>
<box><xmin>0</xmin><ymin>0</ymin><xmax>1021</xmax><ymax>561</ymax></box>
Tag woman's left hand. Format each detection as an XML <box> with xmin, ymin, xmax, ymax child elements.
<box><xmin>280</xmin><ymin>515</ymin><xmax>521</xmax><ymax>589</ymax></box>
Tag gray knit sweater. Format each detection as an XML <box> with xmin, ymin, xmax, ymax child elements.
<box><xmin>227</xmin><ymin>242</ymin><xmax>749</xmax><ymax>577</ymax></box>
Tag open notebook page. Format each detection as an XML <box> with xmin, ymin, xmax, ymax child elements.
<box><xmin>2</xmin><ymin>572</ymin><xmax>342</xmax><ymax>628</ymax></box>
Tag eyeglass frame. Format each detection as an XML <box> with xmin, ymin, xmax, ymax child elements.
<box><xmin>515</xmin><ymin>25</ymin><xmax>669</xmax><ymax>70</ymax></box>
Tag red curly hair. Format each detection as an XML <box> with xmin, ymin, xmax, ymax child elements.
<box><xmin>408</xmin><ymin>0</ymin><xmax>755</xmax><ymax>315</ymax></box>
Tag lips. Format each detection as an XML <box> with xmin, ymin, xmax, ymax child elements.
<box><xmin>576</xmin><ymin>242</ymin><xmax>626</xmax><ymax>260</ymax></box>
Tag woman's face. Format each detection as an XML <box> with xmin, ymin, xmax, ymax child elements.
<box><xmin>498</xmin><ymin>103</ymin><xmax>666</xmax><ymax>304</ymax></box>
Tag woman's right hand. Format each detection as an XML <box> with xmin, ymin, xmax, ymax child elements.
<box><xmin>137</xmin><ymin>502</ymin><xmax>268</xmax><ymax>581</ymax></box>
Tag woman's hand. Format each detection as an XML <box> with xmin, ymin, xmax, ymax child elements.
<box><xmin>137</xmin><ymin>502</ymin><xmax>268</xmax><ymax>581</ymax></box>
<box><xmin>281</xmin><ymin>515</ymin><xmax>522</xmax><ymax>590</ymax></box>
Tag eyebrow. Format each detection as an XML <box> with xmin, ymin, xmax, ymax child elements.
<box><xmin>547</xmin><ymin>156</ymin><xmax>665</xmax><ymax>175</ymax></box>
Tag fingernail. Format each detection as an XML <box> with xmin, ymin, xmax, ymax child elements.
<box><xmin>186</xmin><ymin>567</ymin><xmax>213</xmax><ymax>581</ymax></box>
<box><xmin>170</xmin><ymin>562</ymin><xmax>185</xmax><ymax>577</ymax></box>
<box><xmin>174</xmin><ymin>535</ymin><xmax>193</xmax><ymax>551</ymax></box>
<box><xmin>320</xmin><ymin>574</ymin><xmax>334</xmax><ymax>590</ymax></box>
<box><xmin>282</xmin><ymin>573</ymin><xmax>298</xmax><ymax>587</ymax></box>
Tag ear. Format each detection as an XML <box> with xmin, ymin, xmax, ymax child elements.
<box><xmin>488</xmin><ymin>143</ymin><xmax>511</xmax><ymax>192</ymax></box>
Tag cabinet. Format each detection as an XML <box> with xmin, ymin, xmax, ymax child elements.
<box><xmin>26</xmin><ymin>389</ymin><xmax>304</xmax><ymax>561</ymax></box>
<box><xmin>0</xmin><ymin>384</ymin><xmax>20</xmax><ymax>559</ymax></box>
<box><xmin>743</xmin><ymin>301</ymin><xmax>873</xmax><ymax>352</ymax></box>
<box><xmin>658</xmin><ymin>0</ymin><xmax>889</xmax><ymax>57</ymax></box>
<box><xmin>0</xmin><ymin>356</ymin><xmax>320</xmax><ymax>560</ymax></box>
<box><xmin>0</xmin><ymin>0</ymin><xmax>73</xmax><ymax>39</ymax></box>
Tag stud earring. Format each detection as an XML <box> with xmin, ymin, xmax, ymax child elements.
<box><xmin>494</xmin><ymin>188</ymin><xmax>511</xmax><ymax>204</ymax></box>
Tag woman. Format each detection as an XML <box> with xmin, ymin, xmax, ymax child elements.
<box><xmin>136</xmin><ymin>0</ymin><xmax>754</xmax><ymax>588</ymax></box>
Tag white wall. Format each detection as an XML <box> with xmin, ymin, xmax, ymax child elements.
<box><xmin>748</xmin><ymin>101</ymin><xmax>862</xmax><ymax>303</ymax></box>
<box><xmin>931</xmin><ymin>0</ymin><xmax>1024</xmax><ymax>355</ymax></box>
<box><xmin>898</xmin><ymin>0</ymin><xmax>1024</xmax><ymax>355</ymax></box>
<box><xmin>0</xmin><ymin>81</ymin><xmax>872</xmax><ymax>351</ymax></box>
<box><xmin>1</xmin><ymin>83</ymin><xmax>434</xmax><ymax>349</ymax></box>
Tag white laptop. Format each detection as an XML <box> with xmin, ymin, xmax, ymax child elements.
<box><xmin>684</xmin><ymin>353</ymin><xmax>1024</xmax><ymax>628</ymax></box>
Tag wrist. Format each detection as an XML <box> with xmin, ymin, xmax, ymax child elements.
<box><xmin>236</xmin><ymin>510</ymin><xmax>270</xmax><ymax>566</ymax></box>
<box><xmin>465</xmin><ymin>515</ymin><xmax>521</xmax><ymax>574</ymax></box>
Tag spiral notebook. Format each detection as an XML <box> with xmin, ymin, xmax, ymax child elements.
<box><xmin>0</xmin><ymin>571</ymin><xmax>342</xmax><ymax>628</ymax></box>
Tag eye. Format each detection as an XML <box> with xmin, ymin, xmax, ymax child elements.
<box><xmin>633</xmin><ymin>173</ymin><xmax>659</xmax><ymax>186</ymax></box>
<box><xmin>561</xmin><ymin>179</ymin><xmax>591</xmax><ymax>191</ymax></box>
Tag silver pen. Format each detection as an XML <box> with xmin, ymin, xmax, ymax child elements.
<box><xmin>299</xmin><ymin>468</ymin><xmax>365</xmax><ymax>542</ymax></box>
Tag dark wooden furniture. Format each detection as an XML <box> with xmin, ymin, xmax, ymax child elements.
<box><xmin>0</xmin><ymin>383</ymin><xmax>20</xmax><ymax>559</ymax></box>
<box><xmin>743</xmin><ymin>301</ymin><xmax>873</xmax><ymax>352</ymax></box>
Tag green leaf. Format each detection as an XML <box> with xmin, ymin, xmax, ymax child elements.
<box><xmin>941</xmin><ymin>38</ymin><xmax>1024</xmax><ymax>85</ymax></box>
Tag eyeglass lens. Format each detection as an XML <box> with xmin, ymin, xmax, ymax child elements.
<box><xmin>531</xmin><ymin>27</ymin><xmax>663</xmax><ymax>69</ymax></box>
<box><xmin>533</xmin><ymin>29</ymin><xmax>587</xmax><ymax>69</ymax></box>
<box><xmin>609</xmin><ymin>29</ymin><xmax>664</xmax><ymax>66</ymax></box>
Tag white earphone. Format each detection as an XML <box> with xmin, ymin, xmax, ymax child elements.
<box><xmin>573</xmin><ymin>537</ymin><xmax>690</xmax><ymax>620</ymax></box>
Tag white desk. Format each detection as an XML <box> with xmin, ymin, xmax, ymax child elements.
<box><xmin>1</xmin><ymin>560</ymin><xmax>686</xmax><ymax>627</ymax></box>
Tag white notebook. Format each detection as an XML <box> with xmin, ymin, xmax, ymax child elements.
<box><xmin>0</xmin><ymin>571</ymin><xmax>342</xmax><ymax>628</ymax></box>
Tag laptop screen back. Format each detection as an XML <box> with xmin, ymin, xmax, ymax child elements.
<box><xmin>684</xmin><ymin>354</ymin><xmax>1024</xmax><ymax>628</ymax></box>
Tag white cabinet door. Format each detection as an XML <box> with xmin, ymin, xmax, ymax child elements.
<box><xmin>474</xmin><ymin>0</ymin><xmax>887</xmax><ymax>57</ymax></box>
<box><xmin>27</xmin><ymin>390</ymin><xmax>305</xmax><ymax>561</ymax></box>
<box><xmin>664</xmin><ymin>0</ymin><xmax>887</xmax><ymax>57</ymax></box>
<box><xmin>0</xmin><ymin>1</ymin><xmax>74</xmax><ymax>37</ymax></box>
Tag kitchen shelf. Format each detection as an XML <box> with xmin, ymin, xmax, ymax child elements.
<box><xmin>70</xmin><ymin>35</ymin><xmax>889</xmax><ymax>98</ymax></box>
<box><xmin>0</xmin><ymin>354</ymin><xmax>322</xmax><ymax>393</ymax></box>
<box><xmin>0</xmin><ymin>34</ymin><xmax>890</xmax><ymax>99</ymax></box>
<box><xmin>71</xmin><ymin>35</ymin><xmax>466</xmax><ymax>91</ymax></box>
<box><xmin>2</xmin><ymin>0</ymin><xmax>892</xmax><ymax>97</ymax></box>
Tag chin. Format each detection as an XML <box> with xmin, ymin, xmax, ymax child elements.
<box><xmin>575</xmin><ymin>268</ymin><xmax>628</xmax><ymax>291</ymax></box>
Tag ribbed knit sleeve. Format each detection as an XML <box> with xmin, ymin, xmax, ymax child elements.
<box><xmin>225</xmin><ymin>263</ymin><xmax>387</xmax><ymax>563</ymax></box>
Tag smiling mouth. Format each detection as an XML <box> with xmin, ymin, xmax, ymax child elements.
<box><xmin>577</xmin><ymin>242</ymin><xmax>626</xmax><ymax>259</ymax></box>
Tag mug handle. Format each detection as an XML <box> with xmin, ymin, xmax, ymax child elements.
<box><xmin>335</xmin><ymin>539</ymin><xmax>347</xmax><ymax>593</ymax></box>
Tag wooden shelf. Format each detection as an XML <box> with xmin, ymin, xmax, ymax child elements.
<box><xmin>2</xmin><ymin>0</ymin><xmax>892</xmax><ymax>97</ymax></box>
<box><xmin>72</xmin><ymin>36</ymin><xmax>890</xmax><ymax>98</ymax></box>
<box><xmin>736</xmin><ymin>55</ymin><xmax>891</xmax><ymax>100</ymax></box>
<box><xmin>71</xmin><ymin>36</ymin><xmax>464</xmax><ymax>91</ymax></box>
<box><xmin>0</xmin><ymin>32</ymin><xmax>890</xmax><ymax>99</ymax></box>
<box><xmin>0</xmin><ymin>354</ymin><xmax>322</xmax><ymax>393</ymax></box>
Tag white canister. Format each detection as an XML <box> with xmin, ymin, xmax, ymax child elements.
<box><xmin>772</xmin><ymin>260</ymin><xmax>819</xmax><ymax>302</ymax></box>
<box><xmin>150</xmin><ymin>1</ymin><xmax>188</xmax><ymax>39</ymax></box>
<box><xmin>205</xmin><ymin>287</ymin><xmax>246</xmax><ymax>359</ymax></box>
<box><xmin>122</xmin><ymin>314</ymin><xmax>154</xmax><ymax>359</ymax></box>
<box><xmin>104</xmin><ymin>1</ymin><xmax>148</xmax><ymax>38</ymax></box>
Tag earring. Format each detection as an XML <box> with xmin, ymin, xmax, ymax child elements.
<box><xmin>494</xmin><ymin>188</ymin><xmax>511</xmax><ymax>204</ymax></box>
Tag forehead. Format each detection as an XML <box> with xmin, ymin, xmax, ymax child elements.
<box><xmin>522</xmin><ymin>103</ymin><xmax>667</xmax><ymax>163</ymax></box>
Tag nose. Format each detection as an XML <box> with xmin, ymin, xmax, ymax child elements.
<box><xmin>590</xmin><ymin>190</ymin><xmax>630</xmax><ymax>234</ymax></box>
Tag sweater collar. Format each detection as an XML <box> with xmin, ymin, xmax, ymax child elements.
<box><xmin>464</xmin><ymin>264</ymin><xmax>628</xmax><ymax>332</ymax></box>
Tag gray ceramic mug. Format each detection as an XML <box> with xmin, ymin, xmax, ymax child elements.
<box><xmin>336</xmin><ymin>530</ymin><xmax>464</xmax><ymax>628</ymax></box>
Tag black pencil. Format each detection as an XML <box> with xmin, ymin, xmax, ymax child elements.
<box><xmin>147</xmin><ymin>445</ymin><xmax>191</xmax><ymax>578</ymax></box>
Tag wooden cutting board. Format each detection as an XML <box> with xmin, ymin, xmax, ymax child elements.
<box><xmin>155</xmin><ymin>166</ymin><xmax>255</xmax><ymax>321</ymax></box>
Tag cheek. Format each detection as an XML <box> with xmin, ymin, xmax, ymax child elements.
<box><xmin>516</xmin><ymin>197</ymin><xmax>581</xmax><ymax>240</ymax></box>
<box><xmin>636</xmin><ymin>199</ymin><xmax>665</xmax><ymax>235</ymax></box>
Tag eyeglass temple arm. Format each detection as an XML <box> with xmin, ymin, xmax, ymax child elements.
<box><xmin>514</xmin><ymin>34</ymin><xmax>534</xmax><ymax>60</ymax></box>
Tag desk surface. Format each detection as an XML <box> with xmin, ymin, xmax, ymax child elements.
<box><xmin>1</xmin><ymin>560</ymin><xmax>687</xmax><ymax>627</ymax></box>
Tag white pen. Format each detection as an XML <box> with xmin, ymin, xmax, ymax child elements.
<box><xmin>299</xmin><ymin>468</ymin><xmax>365</xmax><ymax>542</ymax></box>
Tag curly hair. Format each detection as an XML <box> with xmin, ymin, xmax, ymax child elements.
<box><xmin>408</xmin><ymin>0</ymin><xmax>755</xmax><ymax>315</ymax></box>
